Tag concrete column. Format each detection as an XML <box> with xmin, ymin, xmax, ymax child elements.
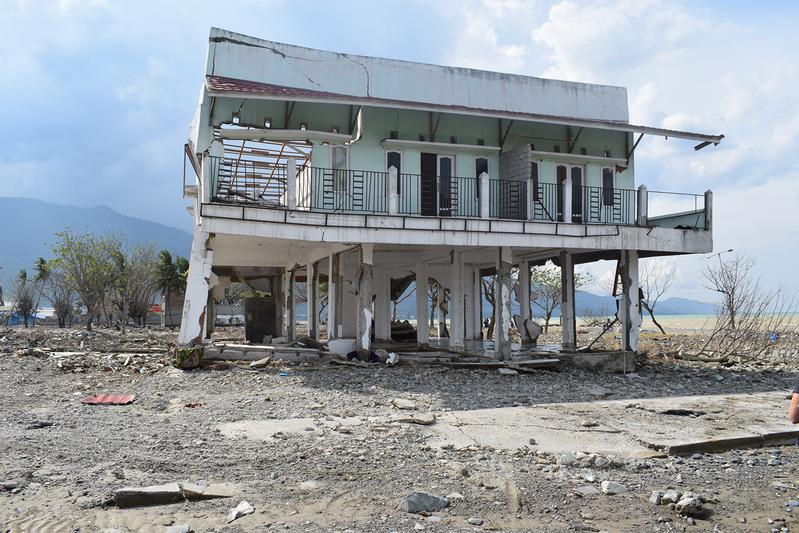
<box><xmin>620</xmin><ymin>250</ymin><xmax>642</xmax><ymax>352</ymax></box>
<box><xmin>464</xmin><ymin>267</ymin><xmax>475</xmax><ymax>341</ymax></box>
<box><xmin>637</xmin><ymin>185</ymin><xmax>648</xmax><ymax>226</ymax></box>
<box><xmin>560</xmin><ymin>251</ymin><xmax>576</xmax><ymax>349</ymax></box>
<box><xmin>415</xmin><ymin>262</ymin><xmax>429</xmax><ymax>346</ymax></box>
<box><xmin>374</xmin><ymin>269</ymin><xmax>392</xmax><ymax>341</ymax></box>
<box><xmin>307</xmin><ymin>261</ymin><xmax>319</xmax><ymax>340</ymax></box>
<box><xmin>526</xmin><ymin>176</ymin><xmax>535</xmax><ymax>221</ymax></box>
<box><xmin>204</xmin><ymin>293</ymin><xmax>216</xmax><ymax>340</ymax></box>
<box><xmin>480</xmin><ymin>171</ymin><xmax>490</xmax><ymax>219</ymax></box>
<box><xmin>494</xmin><ymin>247</ymin><xmax>513</xmax><ymax>360</ymax></box>
<box><xmin>473</xmin><ymin>267</ymin><xmax>484</xmax><ymax>340</ymax></box>
<box><xmin>177</xmin><ymin>230</ymin><xmax>214</xmax><ymax>347</ymax></box>
<box><xmin>356</xmin><ymin>244</ymin><xmax>374</xmax><ymax>354</ymax></box>
<box><xmin>388</xmin><ymin>166</ymin><xmax>399</xmax><ymax>215</ymax></box>
<box><xmin>704</xmin><ymin>189</ymin><xmax>713</xmax><ymax>231</ymax></box>
<box><xmin>327</xmin><ymin>253</ymin><xmax>339</xmax><ymax>339</ymax></box>
<box><xmin>274</xmin><ymin>271</ymin><xmax>285</xmax><ymax>337</ymax></box>
<box><xmin>449</xmin><ymin>252</ymin><xmax>465</xmax><ymax>350</ymax></box>
<box><xmin>518</xmin><ymin>260</ymin><xmax>531</xmax><ymax>321</ymax></box>
<box><xmin>286</xmin><ymin>158</ymin><xmax>297</xmax><ymax>210</ymax></box>
<box><xmin>286</xmin><ymin>269</ymin><xmax>296</xmax><ymax>342</ymax></box>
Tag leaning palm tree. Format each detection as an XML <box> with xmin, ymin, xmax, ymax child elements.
<box><xmin>155</xmin><ymin>251</ymin><xmax>189</xmax><ymax>326</ymax></box>
<box><xmin>32</xmin><ymin>257</ymin><xmax>50</xmax><ymax>326</ymax></box>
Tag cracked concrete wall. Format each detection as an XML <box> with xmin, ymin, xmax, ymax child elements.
<box><xmin>205</xmin><ymin>28</ymin><xmax>628</xmax><ymax>123</ymax></box>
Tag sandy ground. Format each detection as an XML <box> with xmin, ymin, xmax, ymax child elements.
<box><xmin>1</xmin><ymin>325</ymin><xmax>799</xmax><ymax>532</ymax></box>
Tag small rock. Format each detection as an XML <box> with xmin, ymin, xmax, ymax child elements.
<box><xmin>227</xmin><ymin>500</ymin><xmax>255</xmax><ymax>523</ymax></box>
<box><xmin>675</xmin><ymin>496</ymin><xmax>704</xmax><ymax>517</ymax></box>
<box><xmin>445</xmin><ymin>492</ymin><xmax>465</xmax><ymax>501</ymax></box>
<box><xmin>467</xmin><ymin>517</ymin><xmax>484</xmax><ymax>525</ymax></box>
<box><xmin>574</xmin><ymin>485</ymin><xmax>601</xmax><ymax>497</ymax></box>
<box><xmin>649</xmin><ymin>491</ymin><xmax>663</xmax><ymax>505</ymax></box>
<box><xmin>498</xmin><ymin>368</ymin><xmax>518</xmax><ymax>375</ymax></box>
<box><xmin>165</xmin><ymin>525</ymin><xmax>192</xmax><ymax>533</ymax></box>
<box><xmin>662</xmin><ymin>489</ymin><xmax>681</xmax><ymax>504</ymax></box>
<box><xmin>600</xmin><ymin>480</ymin><xmax>627</xmax><ymax>495</ymax></box>
<box><xmin>558</xmin><ymin>453</ymin><xmax>578</xmax><ymax>466</ymax></box>
<box><xmin>298</xmin><ymin>480</ymin><xmax>323</xmax><ymax>492</ymax></box>
<box><xmin>414</xmin><ymin>523</ymin><xmax>425</xmax><ymax>531</ymax></box>
<box><xmin>581</xmin><ymin>420</ymin><xmax>599</xmax><ymax>427</ymax></box>
<box><xmin>401</xmin><ymin>492</ymin><xmax>450</xmax><ymax>513</ymax></box>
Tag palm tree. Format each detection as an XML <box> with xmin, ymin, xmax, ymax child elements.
<box><xmin>155</xmin><ymin>251</ymin><xmax>189</xmax><ymax>326</ymax></box>
<box><xmin>32</xmin><ymin>257</ymin><xmax>50</xmax><ymax>326</ymax></box>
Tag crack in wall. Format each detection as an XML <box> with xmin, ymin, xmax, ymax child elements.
<box><xmin>210</xmin><ymin>36</ymin><xmax>322</xmax><ymax>87</ymax></box>
<box><xmin>342</xmin><ymin>55</ymin><xmax>372</xmax><ymax>97</ymax></box>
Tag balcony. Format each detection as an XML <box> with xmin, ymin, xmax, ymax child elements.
<box><xmin>204</xmin><ymin>156</ymin><xmax>709</xmax><ymax>231</ymax></box>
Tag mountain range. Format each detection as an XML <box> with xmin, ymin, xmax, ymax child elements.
<box><xmin>0</xmin><ymin>197</ymin><xmax>191</xmax><ymax>280</ymax></box>
<box><xmin>1</xmin><ymin>197</ymin><xmax>716</xmax><ymax>316</ymax></box>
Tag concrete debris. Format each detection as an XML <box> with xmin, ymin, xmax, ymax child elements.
<box><xmin>574</xmin><ymin>485</ymin><xmax>601</xmax><ymax>497</ymax></box>
<box><xmin>600</xmin><ymin>480</ymin><xmax>627</xmax><ymax>495</ymax></box>
<box><xmin>227</xmin><ymin>500</ymin><xmax>255</xmax><ymax>523</ymax></box>
<box><xmin>112</xmin><ymin>482</ymin><xmax>232</xmax><ymax>508</ymax></box>
<box><xmin>497</xmin><ymin>367</ymin><xmax>518</xmax><ymax>375</ymax></box>
<box><xmin>392</xmin><ymin>398</ymin><xmax>417</xmax><ymax>410</ymax></box>
<box><xmin>661</xmin><ymin>489</ymin><xmax>681</xmax><ymax>504</ymax></box>
<box><xmin>390</xmin><ymin>413</ymin><xmax>436</xmax><ymax>425</ymax></box>
<box><xmin>675</xmin><ymin>496</ymin><xmax>704</xmax><ymax>517</ymax></box>
<box><xmin>649</xmin><ymin>491</ymin><xmax>663</xmax><ymax>505</ymax></box>
<box><xmin>467</xmin><ymin>516</ymin><xmax>484</xmax><ymax>525</ymax></box>
<box><xmin>249</xmin><ymin>356</ymin><xmax>273</xmax><ymax>368</ymax></box>
<box><xmin>401</xmin><ymin>491</ymin><xmax>450</xmax><ymax>513</ymax></box>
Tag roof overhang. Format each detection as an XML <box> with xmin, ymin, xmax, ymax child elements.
<box><xmin>206</xmin><ymin>75</ymin><xmax>724</xmax><ymax>146</ymax></box>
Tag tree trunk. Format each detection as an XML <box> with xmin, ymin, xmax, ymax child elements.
<box><xmin>86</xmin><ymin>314</ymin><xmax>93</xmax><ymax>331</ymax></box>
<box><xmin>645</xmin><ymin>304</ymin><xmax>666</xmax><ymax>335</ymax></box>
<box><xmin>544</xmin><ymin>311</ymin><xmax>552</xmax><ymax>333</ymax></box>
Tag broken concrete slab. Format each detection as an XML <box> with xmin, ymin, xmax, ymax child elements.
<box><xmin>112</xmin><ymin>482</ymin><xmax>232</xmax><ymax>508</ymax></box>
<box><xmin>205</xmin><ymin>343</ymin><xmax>321</xmax><ymax>363</ymax></box>
<box><xmin>227</xmin><ymin>500</ymin><xmax>255</xmax><ymax>522</ymax></box>
<box><xmin>249</xmin><ymin>356</ymin><xmax>273</xmax><ymax>368</ymax></box>
<box><xmin>427</xmin><ymin>392</ymin><xmax>797</xmax><ymax>457</ymax></box>
<box><xmin>218</xmin><ymin>416</ymin><xmax>363</xmax><ymax>441</ymax></box>
<box><xmin>390</xmin><ymin>413</ymin><xmax>436</xmax><ymax>425</ymax></box>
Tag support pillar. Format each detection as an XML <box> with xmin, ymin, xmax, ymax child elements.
<box><xmin>449</xmin><ymin>252</ymin><xmax>465</xmax><ymax>350</ymax></box>
<box><xmin>473</xmin><ymin>267</ymin><xmax>484</xmax><ymax>339</ymax></box>
<box><xmin>307</xmin><ymin>261</ymin><xmax>319</xmax><ymax>340</ymax></box>
<box><xmin>204</xmin><ymin>294</ymin><xmax>216</xmax><ymax>340</ymax></box>
<box><xmin>286</xmin><ymin>159</ymin><xmax>297</xmax><ymax>210</ymax></box>
<box><xmin>415</xmin><ymin>262</ymin><xmax>429</xmax><ymax>346</ymax></box>
<box><xmin>494</xmin><ymin>247</ymin><xmax>513</xmax><ymax>360</ymax></box>
<box><xmin>177</xmin><ymin>230</ymin><xmax>213</xmax><ymax>347</ymax></box>
<box><xmin>356</xmin><ymin>244</ymin><xmax>374</xmax><ymax>354</ymax></box>
<box><xmin>518</xmin><ymin>260</ymin><xmax>531</xmax><ymax>321</ymax></box>
<box><xmin>620</xmin><ymin>250</ymin><xmax>641</xmax><ymax>352</ymax></box>
<box><xmin>375</xmin><ymin>269</ymin><xmax>392</xmax><ymax>341</ymax></box>
<box><xmin>560</xmin><ymin>251</ymin><xmax>576</xmax><ymax>349</ymax></box>
<box><xmin>327</xmin><ymin>253</ymin><xmax>339</xmax><ymax>340</ymax></box>
<box><xmin>464</xmin><ymin>267</ymin><xmax>475</xmax><ymax>341</ymax></box>
<box><xmin>479</xmin><ymin>172</ymin><xmax>490</xmax><ymax>219</ymax></box>
<box><xmin>286</xmin><ymin>268</ymin><xmax>296</xmax><ymax>342</ymax></box>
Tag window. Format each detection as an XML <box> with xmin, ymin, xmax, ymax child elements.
<box><xmin>531</xmin><ymin>161</ymin><xmax>540</xmax><ymax>202</ymax></box>
<box><xmin>332</xmin><ymin>146</ymin><xmax>347</xmax><ymax>192</ymax></box>
<box><xmin>475</xmin><ymin>157</ymin><xmax>488</xmax><ymax>199</ymax></box>
<box><xmin>386</xmin><ymin>150</ymin><xmax>402</xmax><ymax>193</ymax></box>
<box><xmin>602</xmin><ymin>167</ymin><xmax>615</xmax><ymax>205</ymax></box>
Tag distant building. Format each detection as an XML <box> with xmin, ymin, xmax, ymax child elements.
<box><xmin>177</xmin><ymin>28</ymin><xmax>721</xmax><ymax>358</ymax></box>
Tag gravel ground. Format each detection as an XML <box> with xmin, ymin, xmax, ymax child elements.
<box><xmin>1</xmin><ymin>326</ymin><xmax>799</xmax><ymax>532</ymax></box>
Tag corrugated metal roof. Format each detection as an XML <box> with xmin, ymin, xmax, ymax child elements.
<box><xmin>206</xmin><ymin>75</ymin><xmax>724</xmax><ymax>145</ymax></box>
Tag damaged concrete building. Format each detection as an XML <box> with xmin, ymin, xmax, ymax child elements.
<box><xmin>177</xmin><ymin>27</ymin><xmax>722</xmax><ymax>364</ymax></box>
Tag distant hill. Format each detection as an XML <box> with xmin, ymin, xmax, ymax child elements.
<box><xmin>0</xmin><ymin>197</ymin><xmax>192</xmax><ymax>279</ymax></box>
<box><xmin>391</xmin><ymin>288</ymin><xmax>716</xmax><ymax>320</ymax></box>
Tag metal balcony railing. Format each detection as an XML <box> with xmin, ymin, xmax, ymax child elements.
<box><xmin>204</xmin><ymin>159</ymin><xmax>710</xmax><ymax>230</ymax></box>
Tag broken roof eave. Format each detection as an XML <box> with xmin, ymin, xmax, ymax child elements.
<box><xmin>205</xmin><ymin>78</ymin><xmax>724</xmax><ymax>146</ymax></box>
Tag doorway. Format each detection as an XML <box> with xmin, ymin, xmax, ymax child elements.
<box><xmin>420</xmin><ymin>153</ymin><xmax>455</xmax><ymax>216</ymax></box>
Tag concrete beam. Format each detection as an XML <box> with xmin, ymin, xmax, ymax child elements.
<box><xmin>495</xmin><ymin>247</ymin><xmax>513</xmax><ymax>360</ymax></box>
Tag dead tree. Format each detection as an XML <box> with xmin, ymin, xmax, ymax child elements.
<box><xmin>640</xmin><ymin>259</ymin><xmax>675</xmax><ymax>334</ymax></box>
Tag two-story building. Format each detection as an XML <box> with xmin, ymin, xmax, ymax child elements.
<box><xmin>176</xmin><ymin>27</ymin><xmax>722</xmax><ymax>366</ymax></box>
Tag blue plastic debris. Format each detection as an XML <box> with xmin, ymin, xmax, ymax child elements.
<box><xmin>278</xmin><ymin>370</ymin><xmax>289</xmax><ymax>377</ymax></box>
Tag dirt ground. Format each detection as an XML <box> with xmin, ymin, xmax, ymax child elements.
<box><xmin>1</xmin><ymin>325</ymin><xmax>799</xmax><ymax>532</ymax></box>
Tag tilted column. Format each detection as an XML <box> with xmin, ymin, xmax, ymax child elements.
<box><xmin>177</xmin><ymin>230</ymin><xmax>214</xmax><ymax>347</ymax></box>
<box><xmin>356</xmin><ymin>244</ymin><xmax>374</xmax><ymax>354</ymax></box>
<box><xmin>560</xmin><ymin>251</ymin><xmax>576</xmax><ymax>349</ymax></box>
<box><xmin>449</xmin><ymin>251</ymin><xmax>465</xmax><ymax>350</ymax></box>
<box><xmin>415</xmin><ymin>262</ymin><xmax>429</xmax><ymax>346</ymax></box>
<box><xmin>494</xmin><ymin>247</ymin><xmax>513</xmax><ymax>360</ymax></box>
<box><xmin>518</xmin><ymin>260</ymin><xmax>531</xmax><ymax>321</ymax></box>
<box><xmin>620</xmin><ymin>250</ymin><xmax>642</xmax><ymax>352</ymax></box>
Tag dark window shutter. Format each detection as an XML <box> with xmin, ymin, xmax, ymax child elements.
<box><xmin>531</xmin><ymin>162</ymin><xmax>540</xmax><ymax>202</ymax></box>
<box><xmin>602</xmin><ymin>168</ymin><xmax>614</xmax><ymax>205</ymax></box>
<box><xmin>387</xmin><ymin>151</ymin><xmax>401</xmax><ymax>194</ymax></box>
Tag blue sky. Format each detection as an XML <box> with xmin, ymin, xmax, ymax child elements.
<box><xmin>2</xmin><ymin>0</ymin><xmax>799</xmax><ymax>299</ymax></box>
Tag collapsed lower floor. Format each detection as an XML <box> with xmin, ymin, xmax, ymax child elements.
<box><xmin>176</xmin><ymin>232</ymin><xmax>650</xmax><ymax>363</ymax></box>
